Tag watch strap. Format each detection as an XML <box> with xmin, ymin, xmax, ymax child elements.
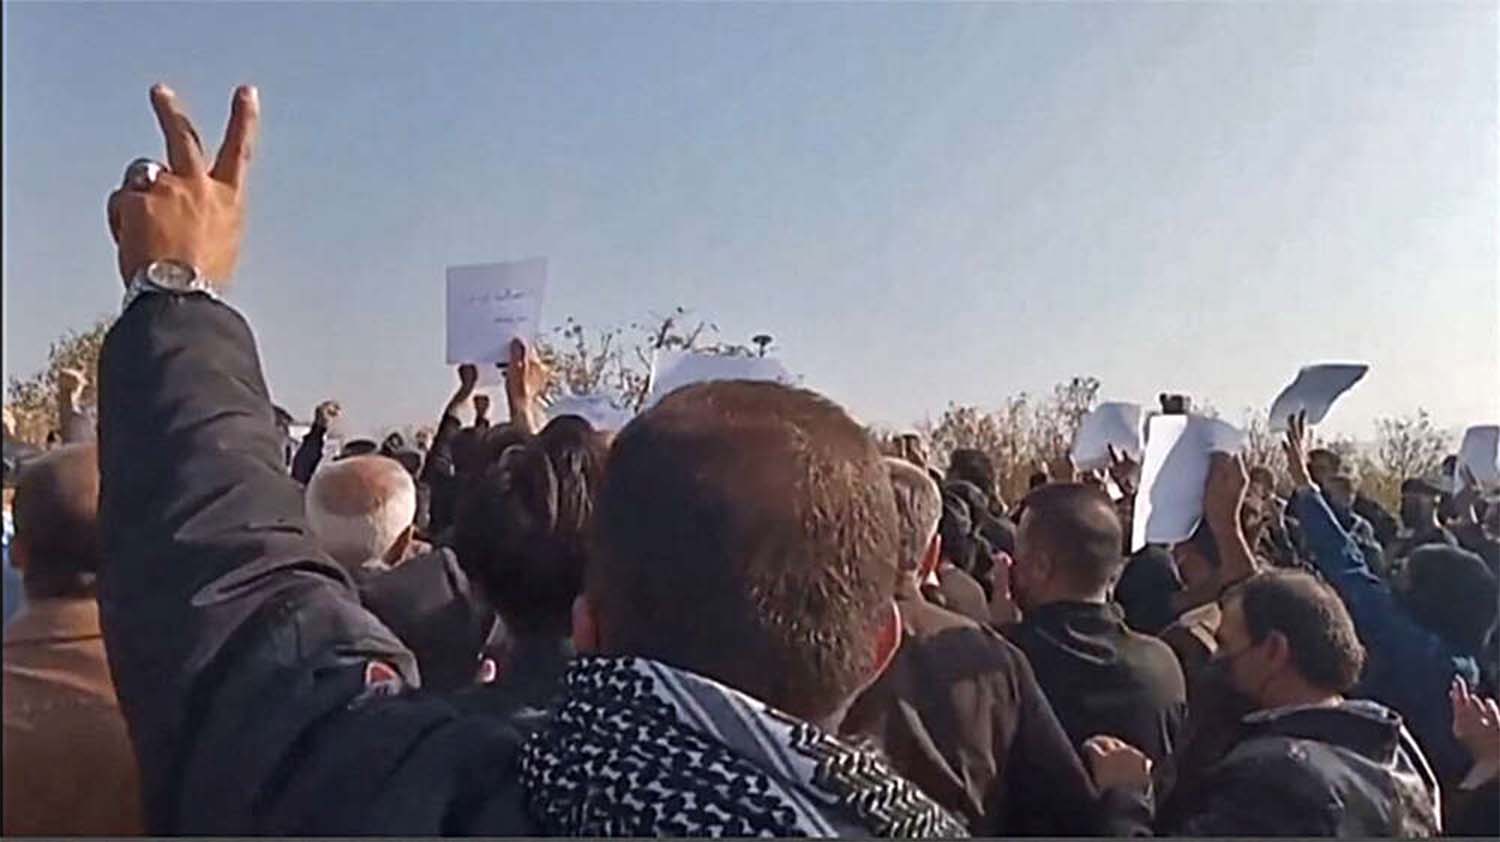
<box><xmin>121</xmin><ymin>267</ymin><xmax>221</xmax><ymax>313</ymax></box>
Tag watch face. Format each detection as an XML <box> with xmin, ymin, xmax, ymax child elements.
<box><xmin>145</xmin><ymin>260</ymin><xmax>198</xmax><ymax>290</ymax></box>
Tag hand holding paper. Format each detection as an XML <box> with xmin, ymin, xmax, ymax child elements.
<box><xmin>1071</xmin><ymin>402</ymin><xmax>1145</xmax><ymax>472</ymax></box>
<box><xmin>1282</xmin><ymin>410</ymin><xmax>1314</xmax><ymax>489</ymax></box>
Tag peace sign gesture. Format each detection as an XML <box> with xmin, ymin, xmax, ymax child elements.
<box><xmin>107</xmin><ymin>84</ymin><xmax>260</xmax><ymax>287</ymax></box>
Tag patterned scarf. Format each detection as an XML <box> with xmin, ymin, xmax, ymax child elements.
<box><xmin>520</xmin><ymin>655</ymin><xmax>968</xmax><ymax>838</ymax></box>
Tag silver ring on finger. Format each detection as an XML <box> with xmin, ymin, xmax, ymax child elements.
<box><xmin>122</xmin><ymin>158</ymin><xmax>167</xmax><ymax>192</ymax></box>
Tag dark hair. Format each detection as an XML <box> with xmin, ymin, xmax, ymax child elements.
<box><xmin>590</xmin><ymin>381</ymin><xmax>899</xmax><ymax>723</ymax></box>
<box><xmin>949</xmin><ymin>449</ymin><xmax>997</xmax><ymax>499</ymax></box>
<box><xmin>1018</xmin><ymin>483</ymin><xmax>1123</xmax><ymax>593</ymax></box>
<box><xmin>340</xmin><ymin>439</ymin><xmax>379</xmax><ymax>458</ymax></box>
<box><xmin>1028</xmin><ymin>471</ymin><xmax>1050</xmax><ymax>490</ymax></box>
<box><xmin>454</xmin><ymin>416</ymin><xmax>606</xmax><ymax>637</ymax></box>
<box><xmin>14</xmin><ymin>444</ymin><xmax>101</xmax><ymax>599</ymax></box>
<box><xmin>1229</xmin><ymin>570</ymin><xmax>1366</xmax><ymax>693</ymax></box>
<box><xmin>1307</xmin><ymin>448</ymin><xmax>1341</xmax><ymax>474</ymax></box>
<box><xmin>1403</xmin><ymin>546</ymin><xmax>1498</xmax><ymax>654</ymax></box>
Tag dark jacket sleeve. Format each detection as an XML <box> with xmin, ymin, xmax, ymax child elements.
<box><xmin>290</xmin><ymin>422</ymin><xmax>326</xmax><ymax>483</ymax></box>
<box><xmin>96</xmin><ymin>295</ymin><xmax>531</xmax><ymax>834</ymax></box>
<box><xmin>999</xmin><ymin>644</ymin><xmax>1103</xmax><ymax>836</ymax></box>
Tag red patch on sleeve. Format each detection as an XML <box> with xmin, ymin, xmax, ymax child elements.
<box><xmin>363</xmin><ymin>660</ymin><xmax>405</xmax><ymax>697</ymax></box>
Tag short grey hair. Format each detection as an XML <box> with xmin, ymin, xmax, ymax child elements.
<box><xmin>306</xmin><ymin>455</ymin><xmax>417</xmax><ymax>571</ymax></box>
<box><xmin>885</xmin><ymin>457</ymin><xmax>941</xmax><ymax>579</ymax></box>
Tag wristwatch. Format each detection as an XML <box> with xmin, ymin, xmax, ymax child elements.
<box><xmin>122</xmin><ymin>259</ymin><xmax>220</xmax><ymax>312</ymax></box>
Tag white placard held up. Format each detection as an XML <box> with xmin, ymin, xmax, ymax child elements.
<box><xmin>1456</xmin><ymin>425</ymin><xmax>1500</xmax><ymax>491</ymax></box>
<box><xmin>1072</xmin><ymin>402</ymin><xmax>1145</xmax><ymax>472</ymax></box>
<box><xmin>1131</xmin><ymin>414</ymin><xmax>1247</xmax><ymax>552</ymax></box>
<box><xmin>646</xmin><ymin>350</ymin><xmax>795</xmax><ymax>409</ymax></box>
<box><xmin>1268</xmin><ymin>363</ymin><xmax>1369</xmax><ymax>432</ymax></box>
<box><xmin>445</xmin><ymin>258</ymin><xmax>548</xmax><ymax>366</ymax></box>
<box><xmin>547</xmin><ymin>393</ymin><xmax>636</xmax><ymax>433</ymax></box>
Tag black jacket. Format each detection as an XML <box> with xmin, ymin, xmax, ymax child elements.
<box><xmin>1003</xmin><ymin>601</ymin><xmax>1186</xmax><ymax>765</ymax></box>
<box><xmin>841</xmin><ymin>589</ymin><xmax>1099</xmax><ymax>835</ymax></box>
<box><xmin>1103</xmin><ymin>700</ymin><xmax>1441</xmax><ymax>837</ymax></box>
<box><xmin>96</xmin><ymin>296</ymin><xmax>537</xmax><ymax>834</ymax></box>
<box><xmin>354</xmin><ymin>547</ymin><xmax>498</xmax><ymax>692</ymax></box>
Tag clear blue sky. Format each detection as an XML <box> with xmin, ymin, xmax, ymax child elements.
<box><xmin>4</xmin><ymin>2</ymin><xmax>1496</xmax><ymax>440</ymax></box>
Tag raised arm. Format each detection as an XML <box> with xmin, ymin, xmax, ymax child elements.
<box><xmin>290</xmin><ymin>399</ymin><xmax>339</xmax><ymax>483</ymax></box>
<box><xmin>503</xmin><ymin>337</ymin><xmax>550</xmax><ymax>435</ymax></box>
<box><xmin>56</xmin><ymin>367</ymin><xmax>96</xmax><ymax>443</ymax></box>
<box><xmin>96</xmin><ymin>84</ymin><xmax>527</xmax><ymax>835</ymax></box>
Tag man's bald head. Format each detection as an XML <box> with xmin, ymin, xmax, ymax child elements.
<box><xmin>591</xmin><ymin>380</ymin><xmax>901</xmax><ymax>723</ymax></box>
<box><xmin>306</xmin><ymin>455</ymin><xmax>416</xmax><ymax>570</ymax></box>
<box><xmin>13</xmin><ymin>444</ymin><xmax>101</xmax><ymax>599</ymax></box>
<box><xmin>1016</xmin><ymin>482</ymin><xmax>1124</xmax><ymax>603</ymax></box>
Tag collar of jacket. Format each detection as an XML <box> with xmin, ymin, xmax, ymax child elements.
<box><xmin>1241</xmin><ymin>699</ymin><xmax>1408</xmax><ymax>764</ymax></box>
<box><xmin>3</xmin><ymin>596</ymin><xmax>101</xmax><ymax>645</ymax></box>
<box><xmin>1025</xmin><ymin>599</ymin><xmax>1127</xmax><ymax>633</ymax></box>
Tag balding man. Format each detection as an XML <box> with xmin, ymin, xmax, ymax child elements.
<box><xmin>306</xmin><ymin>455</ymin><xmax>419</xmax><ymax>572</ymax></box>
<box><xmin>306</xmin><ymin>455</ymin><xmax>498</xmax><ymax>691</ymax></box>
<box><xmin>841</xmin><ymin>460</ymin><xmax>1099</xmax><ymax>834</ymax></box>
<box><xmin>1002</xmin><ymin>483</ymin><xmax>1186</xmax><ymax>766</ymax></box>
<box><xmin>3</xmin><ymin>445</ymin><xmax>143</xmax><ymax>835</ymax></box>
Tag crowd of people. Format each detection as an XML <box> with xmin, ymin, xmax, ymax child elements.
<box><xmin>3</xmin><ymin>83</ymin><xmax>1499</xmax><ymax>838</ymax></box>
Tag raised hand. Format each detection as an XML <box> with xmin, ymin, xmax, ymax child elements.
<box><xmin>988</xmin><ymin>552</ymin><xmax>1021</xmax><ymax>626</ymax></box>
<box><xmin>1204</xmin><ymin>452</ymin><xmax>1249</xmax><ymax>532</ymax></box>
<box><xmin>1281</xmin><ymin>410</ymin><xmax>1313</xmax><ymax>489</ymax></box>
<box><xmin>313</xmin><ymin>400</ymin><xmax>342</xmax><ymax>429</ymax></box>
<box><xmin>1107</xmin><ymin>445</ymin><xmax>1141</xmax><ymax>498</ymax></box>
<box><xmin>472</xmin><ymin>393</ymin><xmax>492</xmax><ymax>421</ymax></box>
<box><xmin>1083</xmin><ymin>735</ymin><xmax>1153</xmax><ymax>795</ymax></box>
<box><xmin>57</xmin><ymin>367</ymin><xmax>88</xmax><ymax>398</ymax></box>
<box><xmin>107</xmin><ymin>84</ymin><xmax>259</xmax><ymax>286</ymax></box>
<box><xmin>504</xmin><ymin>338</ymin><xmax>551</xmax><ymax>434</ymax></box>
<box><xmin>1451</xmin><ymin>678</ymin><xmax>1500</xmax><ymax>768</ymax></box>
<box><xmin>504</xmin><ymin>338</ymin><xmax>551</xmax><ymax>406</ymax></box>
<box><xmin>457</xmin><ymin>364</ymin><xmax>479</xmax><ymax>397</ymax></box>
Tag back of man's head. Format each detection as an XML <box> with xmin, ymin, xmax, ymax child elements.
<box><xmin>1307</xmin><ymin>448</ymin><xmax>1341</xmax><ymax>484</ymax></box>
<box><xmin>885</xmin><ymin>457</ymin><xmax>941</xmax><ymax>581</ymax></box>
<box><xmin>306</xmin><ymin>455</ymin><xmax>417</xmax><ymax>570</ymax></box>
<box><xmin>1231</xmin><ymin>570</ymin><xmax>1366</xmax><ymax>694</ymax></box>
<box><xmin>949</xmin><ymin>449</ymin><xmax>996</xmax><ymax>498</ymax></box>
<box><xmin>13</xmin><ymin>444</ymin><xmax>101</xmax><ymax>599</ymax></box>
<box><xmin>1017</xmin><ymin>482</ymin><xmax>1123</xmax><ymax>599</ymax></box>
<box><xmin>1403</xmin><ymin>545</ymin><xmax>1498</xmax><ymax>654</ymax></box>
<box><xmin>590</xmin><ymin>381</ymin><xmax>900</xmax><ymax>723</ymax></box>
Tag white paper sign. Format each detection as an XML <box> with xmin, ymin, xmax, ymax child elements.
<box><xmin>646</xmin><ymin>350</ymin><xmax>795</xmax><ymax>408</ymax></box>
<box><xmin>1131</xmin><ymin>414</ymin><xmax>1247</xmax><ymax>551</ymax></box>
<box><xmin>1456</xmin><ymin>425</ymin><xmax>1500</xmax><ymax>491</ymax></box>
<box><xmin>1072</xmin><ymin>402</ymin><xmax>1145</xmax><ymax>471</ymax></box>
<box><xmin>547</xmin><ymin>393</ymin><xmax>636</xmax><ymax>432</ymax></box>
<box><xmin>445</xmin><ymin>258</ymin><xmax>548</xmax><ymax>366</ymax></box>
<box><xmin>1268</xmin><ymin>363</ymin><xmax>1369</xmax><ymax>432</ymax></box>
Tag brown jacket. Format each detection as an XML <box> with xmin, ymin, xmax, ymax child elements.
<box><xmin>841</xmin><ymin>587</ymin><xmax>1099</xmax><ymax>835</ymax></box>
<box><xmin>3</xmin><ymin>597</ymin><xmax>144</xmax><ymax>836</ymax></box>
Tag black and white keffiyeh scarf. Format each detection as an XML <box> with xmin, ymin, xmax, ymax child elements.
<box><xmin>519</xmin><ymin>655</ymin><xmax>968</xmax><ymax>838</ymax></box>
